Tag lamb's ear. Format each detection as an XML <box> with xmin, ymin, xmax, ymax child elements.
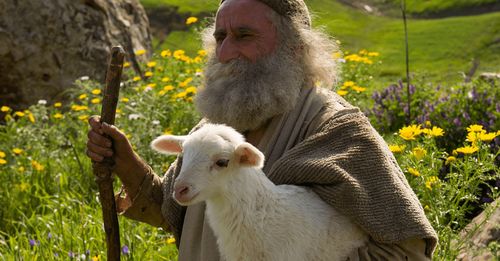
<box><xmin>151</xmin><ymin>135</ymin><xmax>186</xmax><ymax>155</ymax></box>
<box><xmin>234</xmin><ymin>142</ymin><xmax>264</xmax><ymax>168</ymax></box>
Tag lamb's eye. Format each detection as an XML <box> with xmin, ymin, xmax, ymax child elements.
<box><xmin>215</xmin><ymin>159</ymin><xmax>229</xmax><ymax>168</ymax></box>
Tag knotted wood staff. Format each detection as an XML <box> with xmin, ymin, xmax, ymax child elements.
<box><xmin>92</xmin><ymin>46</ymin><xmax>125</xmax><ymax>261</ymax></box>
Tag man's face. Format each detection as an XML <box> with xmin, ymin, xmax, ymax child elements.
<box><xmin>195</xmin><ymin>0</ymin><xmax>305</xmax><ymax>132</ymax></box>
<box><xmin>214</xmin><ymin>0</ymin><xmax>278</xmax><ymax>64</ymax></box>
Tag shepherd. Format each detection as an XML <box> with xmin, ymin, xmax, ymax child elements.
<box><xmin>86</xmin><ymin>0</ymin><xmax>438</xmax><ymax>260</ymax></box>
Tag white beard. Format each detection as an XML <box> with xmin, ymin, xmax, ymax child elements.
<box><xmin>195</xmin><ymin>46</ymin><xmax>305</xmax><ymax>132</ymax></box>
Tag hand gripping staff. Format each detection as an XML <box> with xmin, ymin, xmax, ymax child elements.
<box><xmin>92</xmin><ymin>46</ymin><xmax>125</xmax><ymax>261</ymax></box>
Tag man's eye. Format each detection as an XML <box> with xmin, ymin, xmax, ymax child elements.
<box><xmin>215</xmin><ymin>159</ymin><xmax>229</xmax><ymax>168</ymax></box>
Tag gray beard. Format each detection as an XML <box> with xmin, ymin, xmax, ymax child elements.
<box><xmin>195</xmin><ymin>47</ymin><xmax>305</xmax><ymax>132</ymax></box>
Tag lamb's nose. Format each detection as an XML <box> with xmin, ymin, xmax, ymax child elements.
<box><xmin>174</xmin><ymin>184</ymin><xmax>189</xmax><ymax>196</ymax></box>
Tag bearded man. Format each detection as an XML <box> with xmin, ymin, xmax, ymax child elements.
<box><xmin>86</xmin><ymin>0</ymin><xmax>438</xmax><ymax>259</ymax></box>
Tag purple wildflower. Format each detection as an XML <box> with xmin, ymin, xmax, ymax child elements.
<box><xmin>453</xmin><ymin>118</ymin><xmax>461</xmax><ymax>127</ymax></box>
<box><xmin>68</xmin><ymin>251</ymin><xmax>76</xmax><ymax>258</ymax></box>
<box><xmin>29</xmin><ymin>239</ymin><xmax>36</xmax><ymax>247</ymax></box>
<box><xmin>463</xmin><ymin>112</ymin><xmax>471</xmax><ymax>121</ymax></box>
<box><xmin>122</xmin><ymin>245</ymin><xmax>130</xmax><ymax>255</ymax></box>
<box><xmin>47</xmin><ymin>232</ymin><xmax>52</xmax><ymax>240</ymax></box>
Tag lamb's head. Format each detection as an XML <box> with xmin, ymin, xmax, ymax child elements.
<box><xmin>151</xmin><ymin>124</ymin><xmax>265</xmax><ymax>206</ymax></box>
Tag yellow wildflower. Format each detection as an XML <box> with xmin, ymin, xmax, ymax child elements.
<box><xmin>121</xmin><ymin>98</ymin><xmax>130</xmax><ymax>103</ymax></box>
<box><xmin>173</xmin><ymin>50</ymin><xmax>186</xmax><ymax>59</ymax></box>
<box><xmin>0</xmin><ymin>159</ymin><xmax>6</xmax><ymax>165</ymax></box>
<box><xmin>175</xmin><ymin>92</ymin><xmax>188</xmax><ymax>99</ymax></box>
<box><xmin>179</xmin><ymin>78</ymin><xmax>193</xmax><ymax>87</ymax></box>
<box><xmin>144</xmin><ymin>71</ymin><xmax>153</xmax><ymax>77</ymax></box>
<box><xmin>455</xmin><ymin>145</ymin><xmax>478</xmax><ymax>155</ymax></box>
<box><xmin>13</xmin><ymin>148</ymin><xmax>23</xmax><ymax>155</ymax></box>
<box><xmin>92</xmin><ymin>255</ymin><xmax>101</xmax><ymax>261</ymax></box>
<box><xmin>161</xmin><ymin>77</ymin><xmax>170</xmax><ymax>82</ymax></box>
<box><xmin>466</xmin><ymin>131</ymin><xmax>479</xmax><ymax>144</ymax></box>
<box><xmin>368</xmin><ymin>52</ymin><xmax>379</xmax><ymax>57</ymax></box>
<box><xmin>91</xmin><ymin>98</ymin><xmax>101</xmax><ymax>104</ymax></box>
<box><xmin>0</xmin><ymin>151</ymin><xmax>5</xmax><ymax>158</ymax></box>
<box><xmin>147</xmin><ymin>61</ymin><xmax>157</xmax><ymax>68</ymax></box>
<box><xmin>1</xmin><ymin>106</ymin><xmax>11</xmax><ymax>112</ymax></box>
<box><xmin>197</xmin><ymin>50</ymin><xmax>207</xmax><ymax>57</ymax></box>
<box><xmin>91</xmin><ymin>89</ymin><xmax>101</xmax><ymax>95</ymax></box>
<box><xmin>53</xmin><ymin>113</ymin><xmax>63</xmax><ymax>119</ymax></box>
<box><xmin>412</xmin><ymin>147</ymin><xmax>427</xmax><ymax>160</ymax></box>
<box><xmin>425</xmin><ymin>176</ymin><xmax>439</xmax><ymax>190</ymax></box>
<box><xmin>133</xmin><ymin>76</ymin><xmax>141</xmax><ymax>82</ymax></box>
<box><xmin>31</xmin><ymin>160</ymin><xmax>44</xmax><ymax>171</ymax></box>
<box><xmin>423</xmin><ymin>126</ymin><xmax>445</xmax><ymax>137</ymax></box>
<box><xmin>185</xmin><ymin>86</ymin><xmax>197</xmax><ymax>94</ymax></box>
<box><xmin>478</xmin><ymin>132</ymin><xmax>497</xmax><ymax>142</ymax></box>
<box><xmin>78</xmin><ymin>94</ymin><xmax>87</xmax><ymax>100</ymax></box>
<box><xmin>54</xmin><ymin>102</ymin><xmax>62</xmax><ymax>108</ymax></box>
<box><xmin>388</xmin><ymin>144</ymin><xmax>406</xmax><ymax>153</ymax></box>
<box><xmin>166</xmin><ymin>237</ymin><xmax>176</xmax><ymax>244</ymax></box>
<box><xmin>351</xmin><ymin>86</ymin><xmax>366</xmax><ymax>93</ymax></box>
<box><xmin>337</xmin><ymin>90</ymin><xmax>348</xmax><ymax>96</ymax></box>
<box><xmin>146</xmin><ymin>83</ymin><xmax>157</xmax><ymax>89</ymax></box>
<box><xmin>407</xmin><ymin>167</ymin><xmax>420</xmax><ymax>177</ymax></box>
<box><xmin>123</xmin><ymin>62</ymin><xmax>130</xmax><ymax>68</ymax></box>
<box><xmin>164</xmin><ymin>128</ymin><xmax>173</xmax><ymax>135</ymax></box>
<box><xmin>445</xmin><ymin>156</ymin><xmax>456</xmax><ymax>165</ymax></box>
<box><xmin>135</xmin><ymin>49</ymin><xmax>146</xmax><ymax>56</ymax></box>
<box><xmin>342</xmin><ymin>81</ymin><xmax>355</xmax><ymax>88</ymax></box>
<box><xmin>186</xmin><ymin>16</ymin><xmax>198</xmax><ymax>25</ymax></box>
<box><xmin>28</xmin><ymin>112</ymin><xmax>35</xmax><ymax>123</ymax></box>
<box><xmin>17</xmin><ymin>182</ymin><xmax>30</xmax><ymax>192</ymax></box>
<box><xmin>398</xmin><ymin>125</ymin><xmax>423</xmax><ymax>141</ymax></box>
<box><xmin>71</xmin><ymin>105</ymin><xmax>88</xmax><ymax>111</ymax></box>
<box><xmin>14</xmin><ymin>111</ymin><xmax>25</xmax><ymax>117</ymax></box>
<box><xmin>18</xmin><ymin>166</ymin><xmax>25</xmax><ymax>172</ymax></box>
<box><xmin>161</xmin><ymin>50</ymin><xmax>172</xmax><ymax>57</ymax></box>
<box><xmin>467</xmin><ymin>124</ymin><xmax>484</xmax><ymax>133</ymax></box>
<box><xmin>331</xmin><ymin>52</ymin><xmax>342</xmax><ymax>59</ymax></box>
<box><xmin>79</xmin><ymin>115</ymin><xmax>89</xmax><ymax>121</ymax></box>
<box><xmin>163</xmin><ymin>85</ymin><xmax>174</xmax><ymax>91</ymax></box>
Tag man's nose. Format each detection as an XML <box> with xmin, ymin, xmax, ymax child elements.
<box><xmin>217</xmin><ymin>38</ymin><xmax>240</xmax><ymax>64</ymax></box>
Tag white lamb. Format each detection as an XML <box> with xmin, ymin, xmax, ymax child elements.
<box><xmin>151</xmin><ymin>123</ymin><xmax>368</xmax><ymax>261</ymax></box>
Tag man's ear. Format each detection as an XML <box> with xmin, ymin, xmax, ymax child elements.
<box><xmin>151</xmin><ymin>135</ymin><xmax>186</xmax><ymax>155</ymax></box>
<box><xmin>234</xmin><ymin>142</ymin><xmax>264</xmax><ymax>168</ymax></box>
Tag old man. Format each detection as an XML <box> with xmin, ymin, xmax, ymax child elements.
<box><xmin>86</xmin><ymin>0</ymin><xmax>438</xmax><ymax>259</ymax></box>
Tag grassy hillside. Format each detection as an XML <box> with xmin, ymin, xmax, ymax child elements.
<box><xmin>141</xmin><ymin>0</ymin><xmax>500</xmax><ymax>84</ymax></box>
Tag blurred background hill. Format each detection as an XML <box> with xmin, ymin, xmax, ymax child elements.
<box><xmin>140</xmin><ymin>0</ymin><xmax>500</xmax><ymax>85</ymax></box>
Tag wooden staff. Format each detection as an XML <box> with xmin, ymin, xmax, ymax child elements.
<box><xmin>92</xmin><ymin>46</ymin><xmax>125</xmax><ymax>261</ymax></box>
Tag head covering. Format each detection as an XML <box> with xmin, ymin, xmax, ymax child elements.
<box><xmin>219</xmin><ymin>0</ymin><xmax>311</xmax><ymax>27</ymax></box>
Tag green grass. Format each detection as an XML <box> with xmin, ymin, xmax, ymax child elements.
<box><xmin>143</xmin><ymin>0</ymin><xmax>500</xmax><ymax>84</ymax></box>
<box><xmin>391</xmin><ymin>0</ymin><xmax>499</xmax><ymax>14</ymax></box>
<box><xmin>1</xmin><ymin>48</ymin><xmax>499</xmax><ymax>259</ymax></box>
<box><xmin>141</xmin><ymin>0</ymin><xmax>218</xmax><ymax>13</ymax></box>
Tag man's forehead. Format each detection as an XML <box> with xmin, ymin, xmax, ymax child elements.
<box><xmin>216</xmin><ymin>0</ymin><xmax>274</xmax><ymax>28</ymax></box>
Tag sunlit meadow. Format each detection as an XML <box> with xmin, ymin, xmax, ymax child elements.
<box><xmin>1</xmin><ymin>17</ymin><xmax>499</xmax><ymax>260</ymax></box>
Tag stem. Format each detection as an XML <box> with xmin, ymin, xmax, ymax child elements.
<box><xmin>401</xmin><ymin>0</ymin><xmax>411</xmax><ymax>124</ymax></box>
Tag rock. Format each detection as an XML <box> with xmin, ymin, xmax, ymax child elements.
<box><xmin>0</xmin><ymin>0</ymin><xmax>152</xmax><ymax>109</ymax></box>
<box><xmin>457</xmin><ymin>198</ymin><xmax>500</xmax><ymax>260</ymax></box>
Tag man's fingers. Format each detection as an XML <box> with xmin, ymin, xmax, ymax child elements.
<box><xmin>88</xmin><ymin>115</ymin><xmax>103</xmax><ymax>134</ymax></box>
<box><xmin>88</xmin><ymin>130</ymin><xmax>112</xmax><ymax>148</ymax></box>
<box><xmin>101</xmin><ymin>122</ymin><xmax>127</xmax><ymax>142</ymax></box>
<box><xmin>86</xmin><ymin>148</ymin><xmax>104</xmax><ymax>162</ymax></box>
<box><xmin>87</xmin><ymin>140</ymin><xmax>114</xmax><ymax>158</ymax></box>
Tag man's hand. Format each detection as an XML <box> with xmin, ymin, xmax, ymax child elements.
<box><xmin>86</xmin><ymin>115</ymin><xmax>146</xmax><ymax>188</ymax></box>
